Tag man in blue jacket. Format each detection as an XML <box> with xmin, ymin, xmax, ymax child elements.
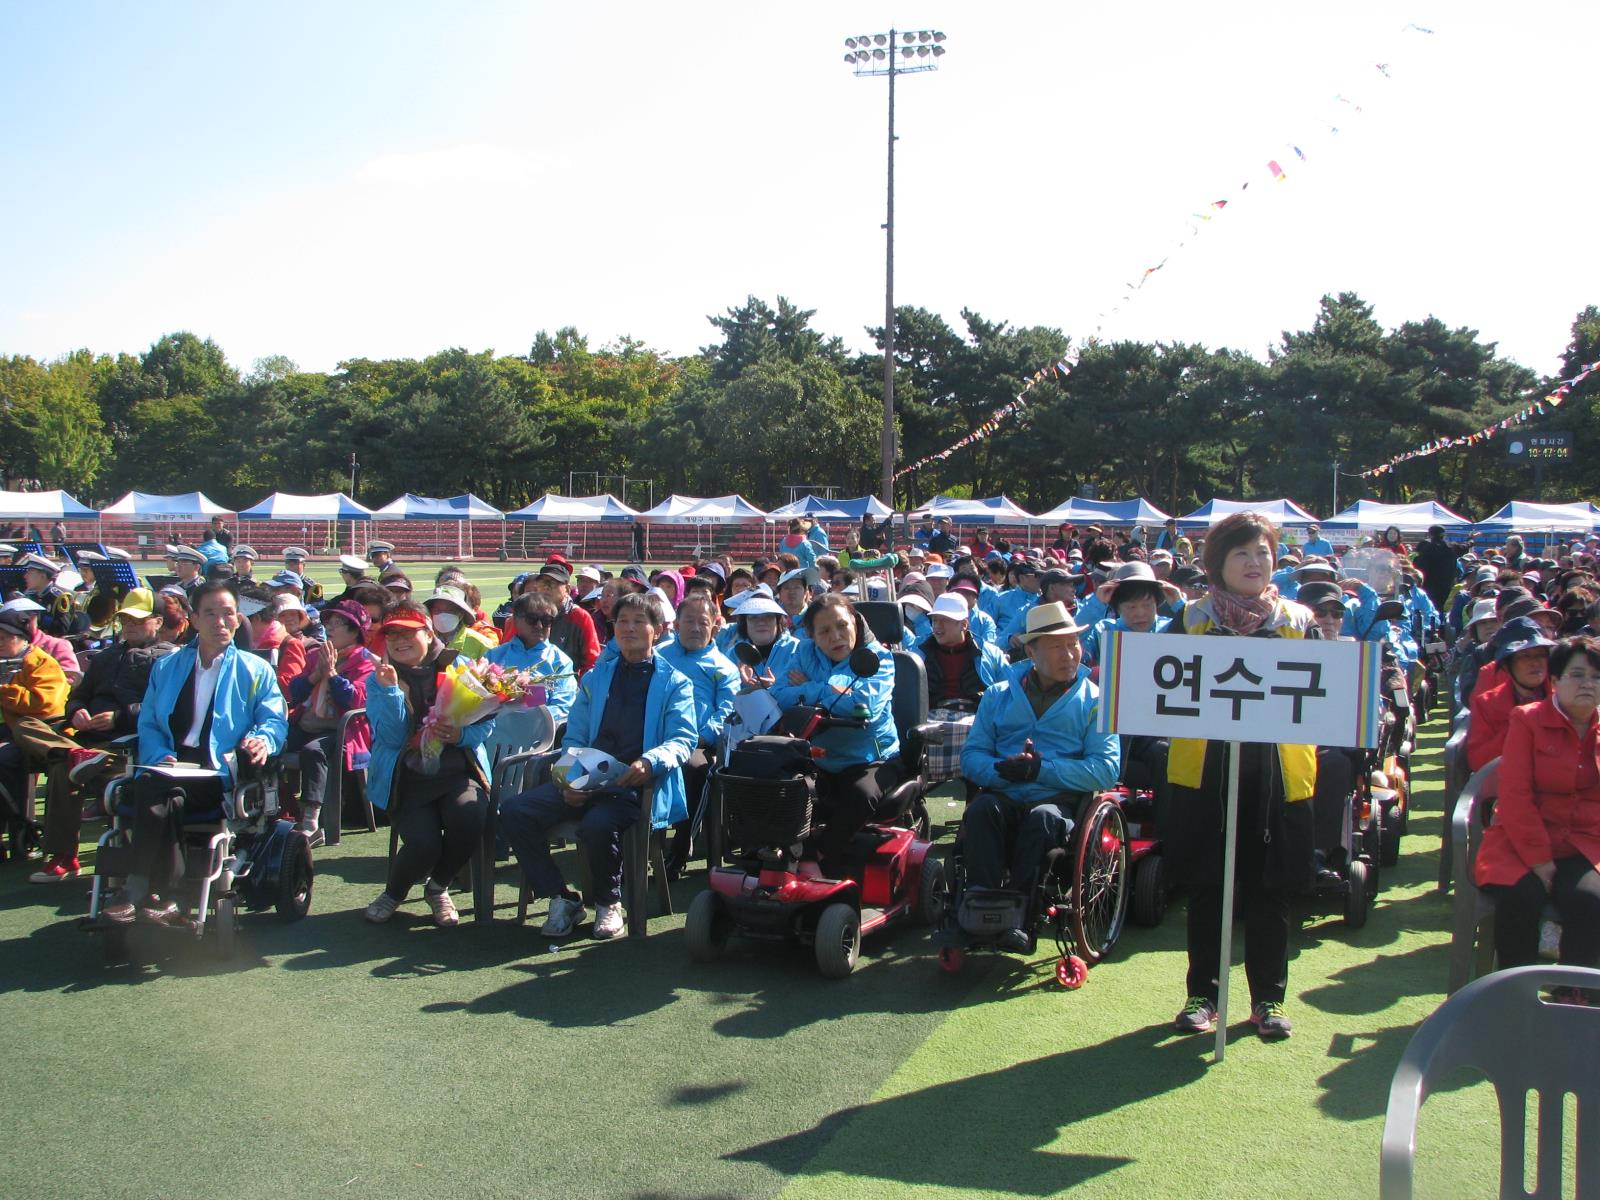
<box><xmin>498</xmin><ymin>591</ymin><xmax>698</xmax><ymax>939</ymax></box>
<box><xmin>657</xmin><ymin>594</ymin><xmax>740</xmax><ymax>877</ymax></box>
<box><xmin>102</xmin><ymin>581</ymin><xmax>288</xmax><ymax>924</ymax></box>
<box><xmin>958</xmin><ymin>601</ymin><xmax>1121</xmax><ymax>950</ymax></box>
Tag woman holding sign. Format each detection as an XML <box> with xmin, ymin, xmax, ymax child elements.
<box><xmin>1166</xmin><ymin>512</ymin><xmax>1318</xmax><ymax>1042</ymax></box>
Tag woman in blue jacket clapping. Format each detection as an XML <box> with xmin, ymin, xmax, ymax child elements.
<box><xmin>772</xmin><ymin>593</ymin><xmax>901</xmax><ymax>875</ymax></box>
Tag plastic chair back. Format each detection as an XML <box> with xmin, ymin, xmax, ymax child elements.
<box><xmin>482</xmin><ymin>705</ymin><xmax>557</xmax><ymax>765</ymax></box>
<box><xmin>1438</xmin><ymin>716</ymin><xmax>1473</xmax><ymax>892</ymax></box>
<box><xmin>1448</xmin><ymin>758</ymin><xmax>1500</xmax><ymax>993</ymax></box>
<box><xmin>1381</xmin><ymin>964</ymin><xmax>1600</xmax><ymax>1199</ymax></box>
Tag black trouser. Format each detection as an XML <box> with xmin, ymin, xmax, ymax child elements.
<box><xmin>286</xmin><ymin>726</ymin><xmax>335</xmax><ymax>816</ymax></box>
<box><xmin>1485</xmin><ymin>856</ymin><xmax>1600</xmax><ymax>969</ymax></box>
<box><xmin>387</xmin><ymin>769</ymin><xmax>488</xmax><ymax>901</ymax></box>
<box><xmin>1182</xmin><ymin>746</ymin><xmax>1293</xmax><ymax>1007</ymax></box>
<box><xmin>962</xmin><ymin>791</ymin><xmax>1077</xmax><ymax>914</ymax></box>
<box><xmin>813</xmin><ymin>759</ymin><xmax>903</xmax><ymax>866</ymax></box>
<box><xmin>664</xmin><ymin>748</ymin><xmax>711</xmax><ymax>875</ymax></box>
<box><xmin>124</xmin><ymin>771</ymin><xmax>227</xmax><ymax>897</ymax></box>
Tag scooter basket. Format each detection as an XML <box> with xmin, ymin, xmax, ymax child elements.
<box><xmin>957</xmin><ymin>886</ymin><xmax>1029</xmax><ymax>937</ymax></box>
<box><xmin>720</xmin><ymin>772</ymin><xmax>814</xmax><ymax>848</ymax></box>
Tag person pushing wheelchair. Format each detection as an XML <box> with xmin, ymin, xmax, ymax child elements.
<box><xmin>957</xmin><ymin>601</ymin><xmax>1121</xmax><ymax>950</ymax></box>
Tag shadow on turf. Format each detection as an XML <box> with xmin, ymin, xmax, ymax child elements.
<box><xmin>727</xmin><ymin>1022</ymin><xmax>1207</xmax><ymax>1194</ymax></box>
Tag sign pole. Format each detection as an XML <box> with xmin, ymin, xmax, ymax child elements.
<box><xmin>1214</xmin><ymin>740</ymin><xmax>1242</xmax><ymax>1064</ymax></box>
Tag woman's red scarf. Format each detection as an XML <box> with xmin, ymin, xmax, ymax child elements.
<box><xmin>1207</xmin><ymin>584</ymin><xmax>1280</xmax><ymax>636</ymax></box>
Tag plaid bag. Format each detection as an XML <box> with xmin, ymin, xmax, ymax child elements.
<box><xmin>922</xmin><ymin>704</ymin><xmax>976</xmax><ymax>784</ymax></box>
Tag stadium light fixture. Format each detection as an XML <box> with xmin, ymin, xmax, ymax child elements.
<box><xmin>839</xmin><ymin>29</ymin><xmax>947</xmax><ymax>506</ymax></box>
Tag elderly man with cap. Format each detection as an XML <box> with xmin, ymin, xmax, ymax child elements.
<box><xmin>945</xmin><ymin>573</ymin><xmax>1000</xmax><ymax>648</ymax></box>
<box><xmin>529</xmin><ymin>562</ymin><xmax>600</xmax><ymax>676</ymax></box>
<box><xmin>497</xmin><ymin>590</ymin><xmax>698</xmax><ymax>939</ymax></box>
<box><xmin>1302</xmin><ymin>524</ymin><xmax>1334</xmax><ymax>559</ymax></box>
<box><xmin>957</xmin><ymin>601</ymin><xmax>1121</xmax><ymax>949</ymax></box>
<box><xmin>99</xmin><ymin>580</ymin><xmax>288</xmax><ymax>925</ymax></box>
<box><xmin>367</xmin><ymin>540</ymin><xmax>396</xmax><ymax>574</ymax></box>
<box><xmin>1080</xmin><ymin>562</ymin><xmax>1177</xmax><ymax>668</ymax></box>
<box><xmin>230</xmin><ymin>545</ymin><xmax>258</xmax><ymax>580</ymax></box>
<box><xmin>926</xmin><ymin>516</ymin><xmax>958</xmax><ymax>558</ymax></box>
<box><xmin>26</xmin><ymin>588</ymin><xmax>180</xmax><ymax>882</ymax></box>
<box><xmin>423</xmin><ymin>585</ymin><xmax>496</xmax><ymax>662</ymax></box>
<box><xmin>910</xmin><ymin>593</ymin><xmax>1010</xmax><ymax>783</ymax></box>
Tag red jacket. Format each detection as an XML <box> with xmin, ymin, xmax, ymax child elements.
<box><xmin>550</xmin><ymin>604</ymin><xmax>600</xmax><ymax>677</ymax></box>
<box><xmin>1467</xmin><ymin>674</ymin><xmax>1551</xmax><ymax>773</ymax></box>
<box><xmin>1475</xmin><ymin>696</ymin><xmax>1600</xmax><ymax>886</ymax></box>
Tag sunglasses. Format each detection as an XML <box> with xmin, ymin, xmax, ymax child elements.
<box><xmin>518</xmin><ymin>614</ymin><xmax>553</xmax><ymax>626</ymax></box>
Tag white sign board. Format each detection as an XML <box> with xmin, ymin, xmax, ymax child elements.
<box><xmin>1096</xmin><ymin>631</ymin><xmax>1383</xmax><ymax>749</ymax></box>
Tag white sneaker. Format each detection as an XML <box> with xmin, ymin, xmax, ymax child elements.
<box><xmin>592</xmin><ymin>902</ymin><xmax>625</xmax><ymax>940</ymax></box>
<box><xmin>540</xmin><ymin>894</ymin><xmax>585</xmax><ymax>938</ymax></box>
<box><xmin>426</xmin><ymin>887</ymin><xmax>459</xmax><ymax>928</ymax></box>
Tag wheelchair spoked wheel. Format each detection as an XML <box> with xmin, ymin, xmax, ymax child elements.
<box><xmin>1068</xmin><ymin>796</ymin><xmax>1130</xmax><ymax>967</ymax></box>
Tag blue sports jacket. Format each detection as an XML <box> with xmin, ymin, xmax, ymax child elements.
<box><xmin>138</xmin><ymin>642</ymin><xmax>288</xmax><ymax>790</ymax></box>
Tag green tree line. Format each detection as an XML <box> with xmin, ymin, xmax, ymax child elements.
<box><xmin>1</xmin><ymin>293</ymin><xmax>1595</xmax><ymax>517</ymax></box>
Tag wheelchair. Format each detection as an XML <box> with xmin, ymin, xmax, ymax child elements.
<box><xmin>934</xmin><ymin>789</ymin><xmax>1131</xmax><ymax>989</ymax></box>
<box><xmin>88</xmin><ymin>755</ymin><xmax>312</xmax><ymax>962</ymax></box>
<box><xmin>1310</xmin><ymin>745</ymin><xmax>1381</xmax><ymax>928</ymax></box>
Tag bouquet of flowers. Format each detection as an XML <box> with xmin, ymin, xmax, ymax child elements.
<box><xmin>408</xmin><ymin>659</ymin><xmax>567</xmax><ymax>775</ymax></box>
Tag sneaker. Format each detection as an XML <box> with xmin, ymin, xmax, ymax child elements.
<box><xmin>1175</xmin><ymin>996</ymin><xmax>1218</xmax><ymax>1034</ymax></box>
<box><xmin>29</xmin><ymin>855</ymin><xmax>79</xmax><ymax>884</ymax></box>
<box><xmin>294</xmin><ymin>821</ymin><xmax>326</xmax><ymax>849</ymax></box>
<box><xmin>66</xmin><ymin>747</ymin><xmax>112</xmax><ymax>784</ymax></box>
<box><xmin>425</xmin><ymin>887</ymin><xmax>459</xmax><ymax>928</ymax></box>
<box><xmin>539</xmin><ymin>894</ymin><xmax>585</xmax><ymax>938</ymax></box>
<box><xmin>1251</xmin><ymin>1000</ymin><xmax>1293</xmax><ymax>1040</ymax></box>
<box><xmin>592</xmin><ymin>902</ymin><xmax>625</xmax><ymax>940</ymax></box>
<box><xmin>364</xmin><ymin>893</ymin><xmax>400</xmax><ymax>924</ymax></box>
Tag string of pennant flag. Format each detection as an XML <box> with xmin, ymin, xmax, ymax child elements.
<box><xmin>1360</xmin><ymin>361</ymin><xmax>1600</xmax><ymax>478</ymax></box>
<box><xmin>893</xmin><ymin>22</ymin><xmax>1434</xmax><ymax>484</ymax></box>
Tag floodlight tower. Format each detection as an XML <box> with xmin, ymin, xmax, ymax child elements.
<box><xmin>842</xmin><ymin>29</ymin><xmax>946</xmax><ymax>507</ymax></box>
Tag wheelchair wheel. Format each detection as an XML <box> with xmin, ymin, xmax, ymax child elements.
<box><xmin>1344</xmin><ymin>861</ymin><xmax>1370</xmax><ymax>928</ymax></box>
<box><xmin>814</xmin><ymin>902</ymin><xmax>860</xmax><ymax>979</ymax></box>
<box><xmin>914</xmin><ymin>855</ymin><xmax>946</xmax><ymax>926</ymax></box>
<box><xmin>1069</xmin><ymin>797</ymin><xmax>1129</xmax><ymax>966</ymax></box>
<box><xmin>938</xmin><ymin>946</ymin><xmax>965</xmax><ymax>973</ymax></box>
<box><xmin>276</xmin><ymin>833</ymin><xmax>314</xmax><ymax>921</ymax></box>
<box><xmin>1055</xmin><ymin>954</ymin><xmax>1087</xmax><ymax>989</ymax></box>
<box><xmin>1131</xmin><ymin>853</ymin><xmax>1168</xmax><ymax>928</ymax></box>
<box><xmin>685</xmin><ymin>890</ymin><xmax>732</xmax><ymax>963</ymax></box>
<box><xmin>1380</xmin><ymin>804</ymin><xmax>1403</xmax><ymax>869</ymax></box>
<box><xmin>213</xmin><ymin>898</ymin><xmax>238</xmax><ymax>959</ymax></box>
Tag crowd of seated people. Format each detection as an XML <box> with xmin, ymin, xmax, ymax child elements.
<box><xmin>3</xmin><ymin>515</ymin><xmax>1594</xmax><ymax>1008</ymax></box>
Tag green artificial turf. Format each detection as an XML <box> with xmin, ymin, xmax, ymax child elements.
<box><xmin>1</xmin><ymin>726</ymin><xmax>1507</xmax><ymax>1200</ymax></box>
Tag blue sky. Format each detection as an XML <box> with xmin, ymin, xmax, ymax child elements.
<box><xmin>3</xmin><ymin>2</ymin><xmax>1594</xmax><ymax>379</ymax></box>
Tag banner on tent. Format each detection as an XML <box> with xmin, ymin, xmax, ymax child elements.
<box><xmin>1096</xmin><ymin>632</ymin><xmax>1383</xmax><ymax>748</ymax></box>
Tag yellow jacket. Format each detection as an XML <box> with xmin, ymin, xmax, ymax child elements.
<box><xmin>1165</xmin><ymin>595</ymin><xmax>1319</xmax><ymax>802</ymax></box>
<box><xmin>0</xmin><ymin>645</ymin><xmax>69</xmax><ymax>724</ymax></box>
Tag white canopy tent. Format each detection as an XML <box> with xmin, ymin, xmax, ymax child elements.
<box><xmin>0</xmin><ymin>489</ymin><xmax>98</xmax><ymax>520</ymax></box>
<box><xmin>1177</xmin><ymin>498</ymin><xmax>1321</xmax><ymax>529</ymax></box>
<box><xmin>1320</xmin><ymin>499</ymin><xmax>1472</xmax><ymax>535</ymax></box>
<box><xmin>505</xmin><ymin>493</ymin><xmax>641</xmax><ymax>559</ymax></box>
<box><xmin>237</xmin><ymin>491</ymin><xmax>375</xmax><ymax>557</ymax></box>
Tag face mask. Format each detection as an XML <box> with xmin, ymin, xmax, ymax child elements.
<box><xmin>431</xmin><ymin>612</ymin><xmax>460</xmax><ymax>635</ymax></box>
